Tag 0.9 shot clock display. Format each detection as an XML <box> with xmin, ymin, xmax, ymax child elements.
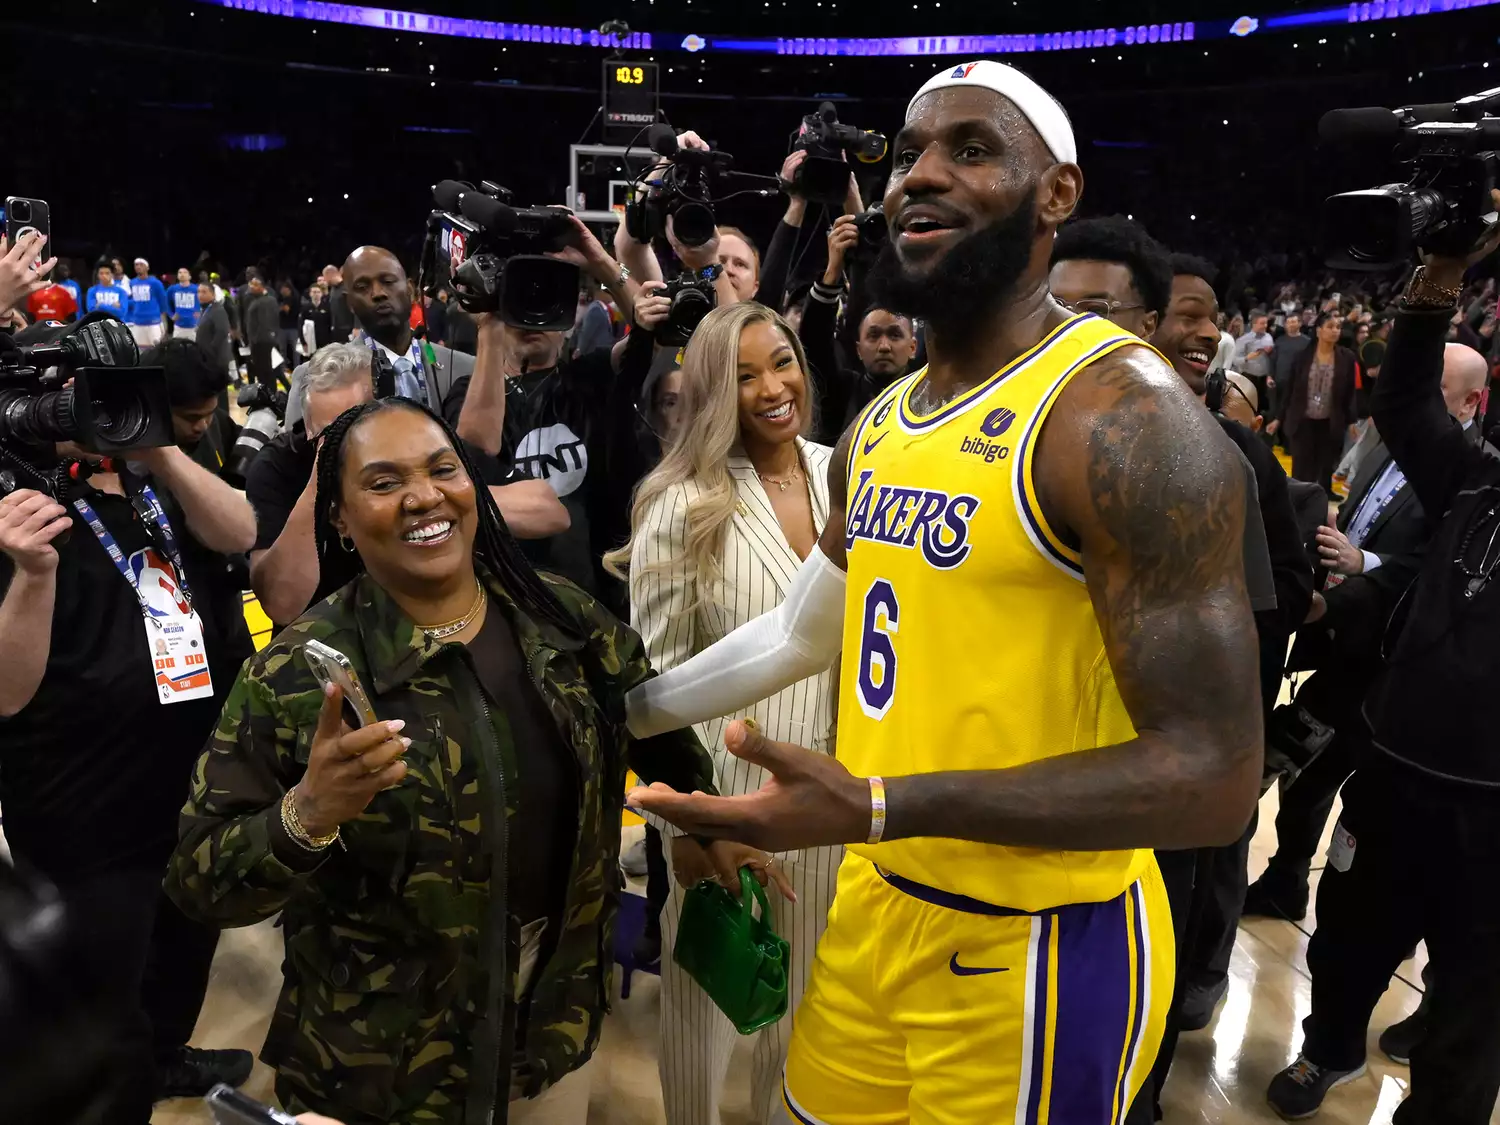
<box><xmin>603</xmin><ymin>59</ymin><xmax>660</xmax><ymax>139</ymax></box>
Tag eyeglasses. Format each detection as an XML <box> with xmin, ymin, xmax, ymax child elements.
<box><xmin>1059</xmin><ymin>298</ymin><xmax>1147</xmax><ymax>318</ymax></box>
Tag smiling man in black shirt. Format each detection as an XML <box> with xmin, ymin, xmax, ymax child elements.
<box><xmin>0</xmin><ymin>391</ymin><xmax>258</xmax><ymax>1121</ymax></box>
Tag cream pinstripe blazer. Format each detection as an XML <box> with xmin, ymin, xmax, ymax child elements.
<box><xmin>629</xmin><ymin>438</ymin><xmax>837</xmax><ymax>825</ymax></box>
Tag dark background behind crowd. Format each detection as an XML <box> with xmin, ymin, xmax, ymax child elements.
<box><xmin>3</xmin><ymin>0</ymin><xmax>1497</xmax><ymax>295</ymax></box>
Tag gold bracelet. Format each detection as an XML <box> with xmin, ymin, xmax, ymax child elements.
<box><xmin>1402</xmin><ymin>264</ymin><xmax>1461</xmax><ymax>309</ymax></box>
<box><xmin>281</xmin><ymin>787</ymin><xmax>339</xmax><ymax>851</ymax></box>
<box><xmin>866</xmin><ymin>776</ymin><xmax>887</xmax><ymax>846</ymax></box>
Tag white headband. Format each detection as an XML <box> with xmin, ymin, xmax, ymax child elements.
<box><xmin>133</xmin><ymin>257</ymin><xmax>149</xmax><ymax>267</ymax></box>
<box><xmin>907</xmin><ymin>61</ymin><xmax>1077</xmax><ymax>166</ymax></box>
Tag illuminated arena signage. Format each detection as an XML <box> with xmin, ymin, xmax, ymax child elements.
<box><xmin>194</xmin><ymin>0</ymin><xmax>1499</xmax><ymax>55</ymax></box>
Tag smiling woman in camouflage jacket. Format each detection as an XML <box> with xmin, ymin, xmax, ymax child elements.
<box><xmin>166</xmin><ymin>400</ymin><xmax>721</xmax><ymax>1125</ymax></box>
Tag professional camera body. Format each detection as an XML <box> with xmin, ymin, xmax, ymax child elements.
<box><xmin>1321</xmin><ymin>86</ymin><xmax>1500</xmax><ymax>270</ymax></box>
<box><xmin>657</xmin><ymin>266</ymin><xmax>721</xmax><ymax>347</ymax></box>
<box><xmin>225</xmin><ymin>382</ymin><xmax>286</xmax><ymax>488</ymax></box>
<box><xmin>0</xmin><ymin>315</ymin><xmax>172</xmax><ymax>497</ymax></box>
<box><xmin>790</xmin><ymin>102</ymin><xmax>888</xmax><ymax>206</ymax></box>
<box><xmin>625</xmin><ymin>124</ymin><xmax>739</xmax><ymax>249</ymax></box>
<box><xmin>422</xmin><ymin>180</ymin><xmax>581</xmax><ymax>331</ymax></box>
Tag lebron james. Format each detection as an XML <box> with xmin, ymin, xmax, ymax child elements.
<box><xmin>625</xmin><ymin>61</ymin><xmax>1262</xmax><ymax>1125</ymax></box>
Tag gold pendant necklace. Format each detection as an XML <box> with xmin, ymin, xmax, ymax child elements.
<box><xmin>419</xmin><ymin>577</ymin><xmax>486</xmax><ymax>641</ymax></box>
<box><xmin>757</xmin><ymin>465</ymin><xmax>802</xmax><ymax>493</ymax></box>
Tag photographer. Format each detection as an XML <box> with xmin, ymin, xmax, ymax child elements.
<box><xmin>801</xmin><ymin>212</ymin><xmax>916</xmax><ymax>443</ymax></box>
<box><xmin>611</xmin><ymin>129</ymin><xmax>780</xmax><ymax>311</ymax></box>
<box><xmin>450</xmin><ymin>217</ymin><xmax>646</xmax><ymax>610</ymax></box>
<box><xmin>249</xmin><ymin>342</ymin><xmax>565</xmax><ymax>630</ymax></box>
<box><xmin>1265</xmin><ymin>192</ymin><xmax>1500</xmax><ymax>1124</ymax></box>
<box><xmin>0</xmin><ymin>349</ymin><xmax>258</xmax><ymax>1120</ymax></box>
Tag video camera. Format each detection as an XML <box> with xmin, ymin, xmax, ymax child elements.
<box><xmin>789</xmin><ymin>102</ymin><xmax>888</xmax><ymax>206</ymax></box>
<box><xmin>421</xmin><ymin>180</ymin><xmax>581</xmax><ymax>331</ymax></box>
<box><xmin>1320</xmin><ymin>86</ymin><xmax>1500</xmax><ymax>271</ymax></box>
<box><xmin>624</xmin><ymin>125</ymin><xmax>741</xmax><ymax>248</ymax></box>
<box><xmin>225</xmin><ymin>382</ymin><xmax>287</xmax><ymax>488</ymax></box>
<box><xmin>849</xmin><ymin>209</ymin><xmax>890</xmax><ymax>277</ymax></box>
<box><xmin>0</xmin><ymin>315</ymin><xmax>171</xmax><ymax>470</ymax></box>
<box><xmin>657</xmin><ymin>266</ymin><xmax>720</xmax><ymax>347</ymax></box>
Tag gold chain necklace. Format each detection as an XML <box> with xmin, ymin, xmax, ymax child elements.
<box><xmin>757</xmin><ymin>464</ymin><xmax>802</xmax><ymax>493</ymax></box>
<box><xmin>418</xmin><ymin>578</ymin><xmax>486</xmax><ymax>642</ymax></box>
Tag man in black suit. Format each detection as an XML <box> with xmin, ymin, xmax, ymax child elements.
<box><xmin>1246</xmin><ymin>340</ymin><xmax>1489</xmax><ymax>923</ymax></box>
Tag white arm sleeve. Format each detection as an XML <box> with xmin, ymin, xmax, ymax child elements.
<box><xmin>625</xmin><ymin>545</ymin><xmax>847</xmax><ymax>739</ymax></box>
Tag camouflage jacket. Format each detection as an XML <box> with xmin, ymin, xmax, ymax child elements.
<box><xmin>165</xmin><ymin>567</ymin><xmax>715</xmax><ymax>1125</ymax></box>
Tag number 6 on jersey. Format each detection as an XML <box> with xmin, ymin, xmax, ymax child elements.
<box><xmin>856</xmin><ymin>578</ymin><xmax>900</xmax><ymax>720</ymax></box>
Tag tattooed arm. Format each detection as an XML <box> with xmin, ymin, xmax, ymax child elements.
<box><xmin>882</xmin><ymin>345</ymin><xmax>1263</xmax><ymax>850</ymax></box>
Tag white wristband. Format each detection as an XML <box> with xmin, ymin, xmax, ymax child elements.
<box><xmin>867</xmin><ymin>776</ymin><xmax>887</xmax><ymax>845</ymax></box>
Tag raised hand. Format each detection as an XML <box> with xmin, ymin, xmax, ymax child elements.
<box><xmin>0</xmin><ymin>232</ymin><xmax>57</xmax><ymax>316</ymax></box>
<box><xmin>291</xmin><ymin>683</ymin><xmax>410</xmax><ymax>838</ymax></box>
<box><xmin>0</xmin><ymin>488</ymin><xmax>73</xmax><ymax>574</ymax></box>
<box><xmin>633</xmin><ymin>280</ymin><xmax>671</xmax><ymax>333</ymax></box>
<box><xmin>628</xmin><ymin>719</ymin><xmax>870</xmax><ymax>853</ymax></box>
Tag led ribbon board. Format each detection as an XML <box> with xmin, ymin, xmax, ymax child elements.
<box><xmin>193</xmin><ymin>0</ymin><xmax>1500</xmax><ymax>55</ymax></box>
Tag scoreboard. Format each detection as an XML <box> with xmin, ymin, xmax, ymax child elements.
<box><xmin>603</xmin><ymin>60</ymin><xmax>660</xmax><ymax>139</ymax></box>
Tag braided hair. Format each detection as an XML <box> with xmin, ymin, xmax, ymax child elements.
<box><xmin>310</xmin><ymin>398</ymin><xmax>582</xmax><ymax>639</ymax></box>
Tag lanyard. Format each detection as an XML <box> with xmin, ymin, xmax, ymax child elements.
<box><xmin>73</xmin><ymin>483</ymin><xmax>195</xmax><ymax>619</ymax></box>
<box><xmin>1348</xmin><ymin>464</ymin><xmax>1404</xmax><ymax>547</ymax></box>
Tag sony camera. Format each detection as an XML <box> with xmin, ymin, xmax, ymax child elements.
<box><xmin>421</xmin><ymin>180</ymin><xmax>581</xmax><ymax>331</ymax></box>
<box><xmin>1320</xmin><ymin>87</ymin><xmax>1500</xmax><ymax>271</ymax></box>
<box><xmin>0</xmin><ymin>315</ymin><xmax>171</xmax><ymax>461</ymax></box>
<box><xmin>790</xmin><ymin>102</ymin><xmax>889</xmax><ymax>206</ymax></box>
<box><xmin>657</xmin><ymin>267</ymin><xmax>720</xmax><ymax>347</ymax></box>
<box><xmin>625</xmin><ymin>125</ymin><xmax>742</xmax><ymax>249</ymax></box>
<box><xmin>225</xmin><ymin>382</ymin><xmax>286</xmax><ymax>488</ymax></box>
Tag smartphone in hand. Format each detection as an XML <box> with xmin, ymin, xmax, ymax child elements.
<box><xmin>302</xmin><ymin>639</ymin><xmax>379</xmax><ymax>728</ymax></box>
<box><xmin>205</xmin><ymin>1084</ymin><xmax>300</xmax><ymax>1125</ymax></box>
<box><xmin>4</xmin><ymin>196</ymin><xmax>51</xmax><ymax>268</ymax></box>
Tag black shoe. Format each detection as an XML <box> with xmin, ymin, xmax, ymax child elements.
<box><xmin>1378</xmin><ymin>1012</ymin><xmax>1427</xmax><ymax>1066</ymax></box>
<box><xmin>1266</xmin><ymin>1056</ymin><xmax>1365</xmax><ymax>1120</ymax></box>
<box><xmin>154</xmin><ymin>1046</ymin><xmax>254</xmax><ymax>1100</ymax></box>
<box><xmin>1243</xmin><ymin>876</ymin><xmax>1308</xmax><ymax>922</ymax></box>
<box><xmin>1177</xmin><ymin>978</ymin><xmax>1228</xmax><ymax>1032</ymax></box>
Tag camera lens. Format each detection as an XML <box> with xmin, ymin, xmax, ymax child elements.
<box><xmin>89</xmin><ymin>393</ymin><xmax>149</xmax><ymax>447</ymax></box>
<box><xmin>10</xmin><ymin>200</ymin><xmax>30</xmax><ymax>222</ymax></box>
<box><xmin>672</xmin><ymin>202</ymin><xmax>717</xmax><ymax>247</ymax></box>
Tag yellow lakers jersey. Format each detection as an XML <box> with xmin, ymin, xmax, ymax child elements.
<box><xmin>838</xmin><ymin>314</ymin><xmax>1153</xmax><ymax>912</ymax></box>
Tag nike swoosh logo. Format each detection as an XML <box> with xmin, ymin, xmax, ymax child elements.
<box><xmin>949</xmin><ymin>953</ymin><xmax>1009</xmax><ymax>977</ymax></box>
<box><xmin>862</xmin><ymin>432</ymin><xmax>887</xmax><ymax>456</ymax></box>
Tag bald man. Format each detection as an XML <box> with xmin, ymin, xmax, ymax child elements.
<box><xmin>1266</xmin><ymin>211</ymin><xmax>1500</xmax><ymax>1123</ymax></box>
<box><xmin>625</xmin><ymin>61</ymin><xmax>1261</xmax><ymax>1124</ymax></box>
<box><xmin>284</xmin><ymin>247</ymin><xmax>474</xmax><ymax>429</ymax></box>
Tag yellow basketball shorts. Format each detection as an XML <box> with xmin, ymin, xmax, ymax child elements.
<box><xmin>780</xmin><ymin>856</ymin><xmax>1174</xmax><ymax>1125</ymax></box>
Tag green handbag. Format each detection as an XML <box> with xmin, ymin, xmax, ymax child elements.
<box><xmin>673</xmin><ymin>866</ymin><xmax>791</xmax><ymax>1035</ymax></box>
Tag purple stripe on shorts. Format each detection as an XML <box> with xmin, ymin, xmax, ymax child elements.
<box><xmin>1046</xmin><ymin>887</ymin><xmax>1135</xmax><ymax>1125</ymax></box>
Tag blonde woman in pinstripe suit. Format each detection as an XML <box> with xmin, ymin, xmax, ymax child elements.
<box><xmin>605</xmin><ymin>302</ymin><xmax>841</xmax><ymax>1125</ymax></box>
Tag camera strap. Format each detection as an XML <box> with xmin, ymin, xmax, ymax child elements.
<box><xmin>72</xmin><ymin>483</ymin><xmax>214</xmax><ymax>705</ymax></box>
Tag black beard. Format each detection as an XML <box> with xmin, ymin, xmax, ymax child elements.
<box><xmin>867</xmin><ymin>187</ymin><xmax>1038</xmax><ymax>341</ymax></box>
